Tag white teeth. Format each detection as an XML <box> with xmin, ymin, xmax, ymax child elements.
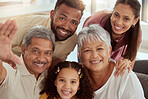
<box><xmin>35</xmin><ymin>63</ymin><xmax>44</xmax><ymax>67</ymax></box>
<box><xmin>63</xmin><ymin>91</ymin><xmax>70</xmax><ymax>94</ymax></box>
<box><xmin>60</xmin><ymin>30</ymin><xmax>67</xmax><ymax>34</ymax></box>
<box><xmin>115</xmin><ymin>26</ymin><xmax>123</xmax><ymax>30</ymax></box>
<box><xmin>91</xmin><ymin>60</ymin><xmax>101</xmax><ymax>63</ymax></box>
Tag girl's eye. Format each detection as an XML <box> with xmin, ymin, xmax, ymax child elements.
<box><xmin>71</xmin><ymin>81</ymin><xmax>76</xmax><ymax>84</ymax></box>
<box><xmin>59</xmin><ymin>79</ymin><xmax>64</xmax><ymax>82</ymax></box>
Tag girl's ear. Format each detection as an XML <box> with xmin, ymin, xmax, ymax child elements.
<box><xmin>54</xmin><ymin>80</ymin><xmax>57</xmax><ymax>87</ymax></box>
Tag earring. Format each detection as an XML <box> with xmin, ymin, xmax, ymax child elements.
<box><xmin>132</xmin><ymin>25</ymin><xmax>135</xmax><ymax>28</ymax></box>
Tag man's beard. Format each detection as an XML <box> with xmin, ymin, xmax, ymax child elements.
<box><xmin>51</xmin><ymin>20</ymin><xmax>74</xmax><ymax>41</ymax></box>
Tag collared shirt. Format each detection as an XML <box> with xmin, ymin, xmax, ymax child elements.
<box><xmin>0</xmin><ymin>14</ymin><xmax>77</xmax><ymax>61</ymax></box>
<box><xmin>0</xmin><ymin>56</ymin><xmax>46</xmax><ymax>99</ymax></box>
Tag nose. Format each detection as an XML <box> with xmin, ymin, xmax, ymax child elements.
<box><xmin>63</xmin><ymin>21</ymin><xmax>71</xmax><ymax>30</ymax></box>
<box><xmin>37</xmin><ymin>54</ymin><xmax>46</xmax><ymax>62</ymax></box>
<box><xmin>116</xmin><ymin>18</ymin><xmax>123</xmax><ymax>25</ymax></box>
<box><xmin>64</xmin><ymin>82</ymin><xmax>70</xmax><ymax>89</ymax></box>
<box><xmin>92</xmin><ymin>51</ymin><xmax>98</xmax><ymax>59</ymax></box>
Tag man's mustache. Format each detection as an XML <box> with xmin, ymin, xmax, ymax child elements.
<box><xmin>33</xmin><ymin>61</ymin><xmax>48</xmax><ymax>64</ymax></box>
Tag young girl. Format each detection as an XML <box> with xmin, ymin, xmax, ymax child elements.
<box><xmin>40</xmin><ymin>61</ymin><xmax>94</xmax><ymax>99</ymax></box>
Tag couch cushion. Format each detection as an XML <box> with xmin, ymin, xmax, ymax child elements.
<box><xmin>135</xmin><ymin>72</ymin><xmax>148</xmax><ymax>99</ymax></box>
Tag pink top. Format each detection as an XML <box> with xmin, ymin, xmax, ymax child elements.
<box><xmin>83</xmin><ymin>10</ymin><xmax>142</xmax><ymax>61</ymax></box>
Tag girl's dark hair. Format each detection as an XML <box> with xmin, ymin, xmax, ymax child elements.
<box><xmin>40</xmin><ymin>61</ymin><xmax>94</xmax><ymax>99</ymax></box>
<box><xmin>104</xmin><ymin>0</ymin><xmax>141</xmax><ymax>61</ymax></box>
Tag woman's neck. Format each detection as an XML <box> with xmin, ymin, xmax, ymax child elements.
<box><xmin>86</xmin><ymin>62</ymin><xmax>114</xmax><ymax>91</ymax></box>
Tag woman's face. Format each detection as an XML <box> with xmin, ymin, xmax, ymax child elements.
<box><xmin>80</xmin><ymin>39</ymin><xmax>111</xmax><ymax>72</ymax></box>
<box><xmin>110</xmin><ymin>4</ymin><xmax>139</xmax><ymax>36</ymax></box>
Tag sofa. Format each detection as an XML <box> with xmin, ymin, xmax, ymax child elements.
<box><xmin>133</xmin><ymin>60</ymin><xmax>148</xmax><ymax>99</ymax></box>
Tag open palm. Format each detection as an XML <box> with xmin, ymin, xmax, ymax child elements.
<box><xmin>0</xmin><ymin>20</ymin><xmax>22</xmax><ymax>65</ymax></box>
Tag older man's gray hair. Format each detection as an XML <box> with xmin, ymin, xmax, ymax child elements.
<box><xmin>22</xmin><ymin>25</ymin><xmax>55</xmax><ymax>51</ymax></box>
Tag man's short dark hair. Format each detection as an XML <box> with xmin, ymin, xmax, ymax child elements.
<box><xmin>54</xmin><ymin>0</ymin><xmax>85</xmax><ymax>15</ymax></box>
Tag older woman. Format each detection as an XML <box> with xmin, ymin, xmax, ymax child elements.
<box><xmin>77</xmin><ymin>24</ymin><xmax>145</xmax><ymax>99</ymax></box>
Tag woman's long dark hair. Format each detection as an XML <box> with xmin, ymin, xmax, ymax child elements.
<box><xmin>40</xmin><ymin>61</ymin><xmax>94</xmax><ymax>99</ymax></box>
<box><xmin>104</xmin><ymin>0</ymin><xmax>141</xmax><ymax>61</ymax></box>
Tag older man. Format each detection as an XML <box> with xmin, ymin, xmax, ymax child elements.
<box><xmin>0</xmin><ymin>20</ymin><xmax>55</xmax><ymax>99</ymax></box>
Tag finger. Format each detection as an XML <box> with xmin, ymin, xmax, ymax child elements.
<box><xmin>4</xmin><ymin>20</ymin><xmax>15</xmax><ymax>36</ymax></box>
<box><xmin>120</xmin><ymin>67</ymin><xmax>127</xmax><ymax>76</ymax></box>
<box><xmin>115</xmin><ymin>63</ymin><xmax>125</xmax><ymax>77</ymax></box>
<box><xmin>8</xmin><ymin>20</ymin><xmax>17</xmax><ymax>40</ymax></box>
<box><xmin>127</xmin><ymin>66</ymin><xmax>132</xmax><ymax>73</ymax></box>
<box><xmin>9</xmin><ymin>53</ymin><xmax>23</xmax><ymax>65</ymax></box>
<box><xmin>0</xmin><ymin>20</ymin><xmax>11</xmax><ymax>35</ymax></box>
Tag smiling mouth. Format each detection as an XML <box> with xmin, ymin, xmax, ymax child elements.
<box><xmin>114</xmin><ymin>25</ymin><xmax>124</xmax><ymax>31</ymax></box>
<box><xmin>62</xmin><ymin>90</ymin><xmax>71</xmax><ymax>96</ymax></box>
<box><xmin>91</xmin><ymin>60</ymin><xmax>101</xmax><ymax>64</ymax></box>
<box><xmin>34</xmin><ymin>63</ymin><xmax>45</xmax><ymax>67</ymax></box>
<box><xmin>59</xmin><ymin>29</ymin><xmax>68</xmax><ymax>35</ymax></box>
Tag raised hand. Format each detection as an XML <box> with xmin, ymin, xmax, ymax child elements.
<box><xmin>0</xmin><ymin>20</ymin><xmax>22</xmax><ymax>65</ymax></box>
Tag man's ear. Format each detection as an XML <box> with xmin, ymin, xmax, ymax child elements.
<box><xmin>50</xmin><ymin>10</ymin><xmax>54</xmax><ymax>21</ymax></box>
<box><xmin>21</xmin><ymin>45</ymin><xmax>25</xmax><ymax>54</ymax></box>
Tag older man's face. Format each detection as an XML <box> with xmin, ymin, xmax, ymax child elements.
<box><xmin>22</xmin><ymin>37</ymin><xmax>53</xmax><ymax>78</ymax></box>
<box><xmin>51</xmin><ymin>4</ymin><xmax>82</xmax><ymax>41</ymax></box>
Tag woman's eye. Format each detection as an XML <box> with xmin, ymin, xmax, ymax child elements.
<box><xmin>114</xmin><ymin>13</ymin><xmax>118</xmax><ymax>17</ymax></box>
<box><xmin>97</xmin><ymin>48</ymin><xmax>103</xmax><ymax>50</ymax></box>
<box><xmin>84</xmin><ymin>50</ymin><xmax>91</xmax><ymax>52</ymax></box>
<box><xmin>124</xmin><ymin>17</ymin><xmax>129</xmax><ymax>21</ymax></box>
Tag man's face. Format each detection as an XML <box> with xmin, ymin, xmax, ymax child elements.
<box><xmin>51</xmin><ymin>4</ymin><xmax>82</xmax><ymax>41</ymax></box>
<box><xmin>22</xmin><ymin>38</ymin><xmax>53</xmax><ymax>78</ymax></box>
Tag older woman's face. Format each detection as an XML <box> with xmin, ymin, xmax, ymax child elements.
<box><xmin>80</xmin><ymin>39</ymin><xmax>111</xmax><ymax>72</ymax></box>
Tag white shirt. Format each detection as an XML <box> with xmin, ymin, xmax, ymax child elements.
<box><xmin>94</xmin><ymin>67</ymin><xmax>145</xmax><ymax>99</ymax></box>
<box><xmin>0</xmin><ymin>57</ymin><xmax>46</xmax><ymax>99</ymax></box>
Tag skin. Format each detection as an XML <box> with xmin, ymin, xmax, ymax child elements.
<box><xmin>21</xmin><ymin>38</ymin><xmax>53</xmax><ymax>79</ymax></box>
<box><xmin>111</xmin><ymin>3</ymin><xmax>139</xmax><ymax>38</ymax></box>
<box><xmin>50</xmin><ymin>4</ymin><xmax>82</xmax><ymax>41</ymax></box>
<box><xmin>54</xmin><ymin>68</ymin><xmax>80</xmax><ymax>99</ymax></box>
<box><xmin>80</xmin><ymin>39</ymin><xmax>114</xmax><ymax>90</ymax></box>
<box><xmin>110</xmin><ymin>4</ymin><xmax>139</xmax><ymax>76</ymax></box>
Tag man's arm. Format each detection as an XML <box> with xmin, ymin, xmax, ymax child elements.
<box><xmin>0</xmin><ymin>60</ymin><xmax>7</xmax><ymax>84</ymax></box>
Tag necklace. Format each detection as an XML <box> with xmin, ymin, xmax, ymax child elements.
<box><xmin>112</xmin><ymin>32</ymin><xmax>125</xmax><ymax>42</ymax></box>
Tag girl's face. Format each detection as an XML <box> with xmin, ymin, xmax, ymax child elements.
<box><xmin>81</xmin><ymin>39</ymin><xmax>111</xmax><ymax>73</ymax></box>
<box><xmin>54</xmin><ymin>68</ymin><xmax>80</xmax><ymax>99</ymax></box>
<box><xmin>110</xmin><ymin>4</ymin><xmax>139</xmax><ymax>36</ymax></box>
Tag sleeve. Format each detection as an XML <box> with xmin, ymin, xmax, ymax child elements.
<box><xmin>0</xmin><ymin>63</ymin><xmax>16</xmax><ymax>93</ymax></box>
<box><xmin>83</xmin><ymin>10</ymin><xmax>111</xmax><ymax>28</ymax></box>
<box><xmin>121</xmin><ymin>72</ymin><xmax>145</xmax><ymax>99</ymax></box>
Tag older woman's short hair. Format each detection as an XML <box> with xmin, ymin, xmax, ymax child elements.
<box><xmin>22</xmin><ymin>25</ymin><xmax>55</xmax><ymax>51</ymax></box>
<box><xmin>77</xmin><ymin>24</ymin><xmax>111</xmax><ymax>56</ymax></box>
